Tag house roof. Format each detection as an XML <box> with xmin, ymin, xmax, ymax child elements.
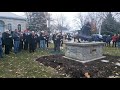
<box><xmin>0</xmin><ymin>12</ymin><xmax>26</xmax><ymax>21</ymax></box>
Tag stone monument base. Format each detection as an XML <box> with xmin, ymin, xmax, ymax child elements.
<box><xmin>63</xmin><ymin>56</ymin><xmax>106</xmax><ymax>63</ymax></box>
<box><xmin>64</xmin><ymin>42</ymin><xmax>105</xmax><ymax>63</ymax></box>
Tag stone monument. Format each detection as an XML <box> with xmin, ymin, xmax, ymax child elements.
<box><xmin>63</xmin><ymin>22</ymin><xmax>105</xmax><ymax>63</ymax></box>
<box><xmin>64</xmin><ymin>42</ymin><xmax>105</xmax><ymax>63</ymax></box>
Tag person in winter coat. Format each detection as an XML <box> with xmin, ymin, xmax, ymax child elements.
<box><xmin>13</xmin><ymin>29</ymin><xmax>20</xmax><ymax>54</ymax></box>
<box><xmin>117</xmin><ymin>34</ymin><xmax>120</xmax><ymax>48</ymax></box>
<box><xmin>102</xmin><ymin>35</ymin><xmax>107</xmax><ymax>42</ymax></box>
<box><xmin>102</xmin><ymin>34</ymin><xmax>107</xmax><ymax>46</ymax></box>
<box><xmin>56</xmin><ymin>33</ymin><xmax>61</xmax><ymax>51</ymax></box>
<box><xmin>45</xmin><ymin>32</ymin><xmax>49</xmax><ymax>48</ymax></box>
<box><xmin>39</xmin><ymin>32</ymin><xmax>46</xmax><ymax>49</ymax></box>
<box><xmin>23</xmin><ymin>30</ymin><xmax>29</xmax><ymax>50</ymax></box>
<box><xmin>52</xmin><ymin>33</ymin><xmax>57</xmax><ymax>51</ymax></box>
<box><xmin>2</xmin><ymin>32</ymin><xmax>5</xmax><ymax>48</ymax></box>
<box><xmin>52</xmin><ymin>33</ymin><xmax>61</xmax><ymax>52</ymax></box>
<box><xmin>9</xmin><ymin>32</ymin><xmax>13</xmax><ymax>52</ymax></box>
<box><xmin>19</xmin><ymin>33</ymin><xmax>24</xmax><ymax>52</ymax></box>
<box><xmin>106</xmin><ymin>35</ymin><xmax>111</xmax><ymax>47</ymax></box>
<box><xmin>4</xmin><ymin>30</ymin><xmax>11</xmax><ymax>54</ymax></box>
<box><xmin>28</xmin><ymin>31</ymin><xmax>35</xmax><ymax>53</ymax></box>
<box><xmin>34</xmin><ymin>33</ymin><xmax>38</xmax><ymax>50</ymax></box>
<box><xmin>0</xmin><ymin>32</ymin><xmax>3</xmax><ymax>58</ymax></box>
<box><xmin>112</xmin><ymin>34</ymin><xmax>118</xmax><ymax>47</ymax></box>
<box><xmin>67</xmin><ymin>34</ymin><xmax>71</xmax><ymax>41</ymax></box>
<box><xmin>59</xmin><ymin>32</ymin><xmax>63</xmax><ymax>47</ymax></box>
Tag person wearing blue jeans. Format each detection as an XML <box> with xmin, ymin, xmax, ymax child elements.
<box><xmin>40</xmin><ymin>40</ymin><xmax>46</xmax><ymax>49</ymax></box>
<box><xmin>13</xmin><ymin>29</ymin><xmax>20</xmax><ymax>54</ymax></box>
<box><xmin>39</xmin><ymin>32</ymin><xmax>46</xmax><ymax>49</ymax></box>
<box><xmin>14</xmin><ymin>41</ymin><xmax>20</xmax><ymax>54</ymax></box>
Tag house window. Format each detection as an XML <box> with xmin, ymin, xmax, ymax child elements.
<box><xmin>18</xmin><ymin>24</ymin><xmax>21</xmax><ymax>31</ymax></box>
<box><xmin>8</xmin><ymin>23</ymin><xmax>12</xmax><ymax>31</ymax></box>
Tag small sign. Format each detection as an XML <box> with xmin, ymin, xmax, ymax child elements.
<box><xmin>90</xmin><ymin>47</ymin><xmax>96</xmax><ymax>54</ymax></box>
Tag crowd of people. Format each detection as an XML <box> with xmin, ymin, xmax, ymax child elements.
<box><xmin>0</xmin><ymin>28</ymin><xmax>120</xmax><ymax>59</ymax></box>
<box><xmin>0</xmin><ymin>29</ymin><xmax>67</xmax><ymax>59</ymax></box>
<box><xmin>102</xmin><ymin>34</ymin><xmax>120</xmax><ymax>47</ymax></box>
<box><xmin>0</xmin><ymin>29</ymin><xmax>51</xmax><ymax>58</ymax></box>
<box><xmin>72</xmin><ymin>33</ymin><xmax>120</xmax><ymax>48</ymax></box>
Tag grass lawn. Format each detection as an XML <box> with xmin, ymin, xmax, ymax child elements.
<box><xmin>0</xmin><ymin>44</ymin><xmax>66</xmax><ymax>78</ymax></box>
<box><xmin>0</xmin><ymin>43</ymin><xmax>119</xmax><ymax>78</ymax></box>
<box><xmin>103</xmin><ymin>46</ymin><xmax>120</xmax><ymax>56</ymax></box>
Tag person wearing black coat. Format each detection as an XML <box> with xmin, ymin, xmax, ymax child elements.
<box><xmin>4</xmin><ymin>30</ymin><xmax>11</xmax><ymax>54</ymax></box>
<box><xmin>28</xmin><ymin>31</ymin><xmax>35</xmax><ymax>53</ymax></box>
<box><xmin>2</xmin><ymin>32</ymin><xmax>5</xmax><ymax>47</ymax></box>
<box><xmin>106</xmin><ymin>35</ymin><xmax>111</xmax><ymax>47</ymax></box>
<box><xmin>60</xmin><ymin>33</ymin><xmax>63</xmax><ymax>47</ymax></box>
<box><xmin>52</xmin><ymin>33</ymin><xmax>61</xmax><ymax>52</ymax></box>
<box><xmin>23</xmin><ymin>30</ymin><xmax>29</xmax><ymax>50</ymax></box>
<box><xmin>52</xmin><ymin>33</ymin><xmax>57</xmax><ymax>51</ymax></box>
<box><xmin>56</xmin><ymin>33</ymin><xmax>61</xmax><ymax>51</ymax></box>
<box><xmin>45</xmin><ymin>35</ymin><xmax>49</xmax><ymax>48</ymax></box>
<box><xmin>102</xmin><ymin>34</ymin><xmax>107</xmax><ymax>46</ymax></box>
<box><xmin>9</xmin><ymin>34</ymin><xmax>13</xmax><ymax>52</ymax></box>
<box><xmin>34</xmin><ymin>33</ymin><xmax>38</xmax><ymax>50</ymax></box>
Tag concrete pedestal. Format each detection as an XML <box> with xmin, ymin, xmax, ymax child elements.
<box><xmin>64</xmin><ymin>42</ymin><xmax>105</xmax><ymax>63</ymax></box>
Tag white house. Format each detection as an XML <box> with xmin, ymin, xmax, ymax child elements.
<box><xmin>0</xmin><ymin>12</ymin><xmax>27</xmax><ymax>33</ymax></box>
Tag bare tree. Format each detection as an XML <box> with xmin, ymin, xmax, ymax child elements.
<box><xmin>25</xmin><ymin>12</ymin><xmax>32</xmax><ymax>28</ymax></box>
<box><xmin>112</xmin><ymin>12</ymin><xmax>120</xmax><ymax>22</ymax></box>
<box><xmin>73</xmin><ymin>13</ymin><xmax>88</xmax><ymax>30</ymax></box>
<box><xmin>55</xmin><ymin>14</ymin><xmax>66</xmax><ymax>30</ymax></box>
<box><xmin>50</xmin><ymin>14</ymin><xmax>70</xmax><ymax>33</ymax></box>
<box><xmin>73</xmin><ymin>12</ymin><xmax>110</xmax><ymax>34</ymax></box>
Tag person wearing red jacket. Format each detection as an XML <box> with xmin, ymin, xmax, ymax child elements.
<box><xmin>112</xmin><ymin>34</ymin><xmax>118</xmax><ymax>47</ymax></box>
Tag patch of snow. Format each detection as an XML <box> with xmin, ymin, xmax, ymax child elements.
<box><xmin>101</xmin><ymin>60</ymin><xmax>109</xmax><ymax>63</ymax></box>
<box><xmin>115</xmin><ymin>62</ymin><xmax>120</xmax><ymax>66</ymax></box>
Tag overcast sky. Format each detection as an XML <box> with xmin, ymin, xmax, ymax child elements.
<box><xmin>12</xmin><ymin>12</ymin><xmax>87</xmax><ymax>30</ymax></box>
